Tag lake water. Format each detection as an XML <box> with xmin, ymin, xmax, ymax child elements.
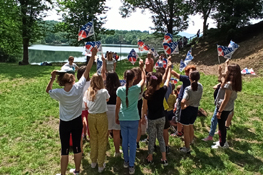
<box><xmin>28</xmin><ymin>44</ymin><xmax>157</xmax><ymax>64</ymax></box>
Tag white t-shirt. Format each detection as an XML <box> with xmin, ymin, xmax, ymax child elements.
<box><xmin>82</xmin><ymin>81</ymin><xmax>90</xmax><ymax>110</ymax></box>
<box><xmin>49</xmin><ymin>76</ymin><xmax>86</xmax><ymax>121</ymax></box>
<box><xmin>105</xmin><ymin>58</ymin><xmax>116</xmax><ymax>72</ymax></box>
<box><xmin>62</xmin><ymin>62</ymin><xmax>78</xmax><ymax>71</ymax></box>
<box><xmin>83</xmin><ymin>89</ymin><xmax>110</xmax><ymax>114</ymax></box>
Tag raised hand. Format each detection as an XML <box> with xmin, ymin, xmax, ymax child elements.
<box><xmin>139</xmin><ymin>59</ymin><xmax>144</xmax><ymax>68</ymax></box>
<box><xmin>92</xmin><ymin>46</ymin><xmax>98</xmax><ymax>57</ymax></box>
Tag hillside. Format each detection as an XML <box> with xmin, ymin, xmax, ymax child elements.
<box><xmin>172</xmin><ymin>21</ymin><xmax>263</xmax><ymax>76</ymax></box>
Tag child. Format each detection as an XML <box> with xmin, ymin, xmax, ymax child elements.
<box><xmin>145</xmin><ymin>52</ymin><xmax>154</xmax><ymax>75</ymax></box>
<box><xmin>46</xmin><ymin>47</ymin><xmax>97</xmax><ymax>175</ymax></box>
<box><xmin>115</xmin><ymin>60</ymin><xmax>145</xmax><ymax>175</ymax></box>
<box><xmin>166</xmin><ymin>84</ymin><xmax>176</xmax><ymax>121</ymax></box>
<box><xmin>141</xmin><ymin>60</ymin><xmax>172</xmax><ymax>165</ymax></box>
<box><xmin>83</xmin><ymin>74</ymin><xmax>110</xmax><ymax>173</ymax></box>
<box><xmin>179</xmin><ymin>71</ymin><xmax>203</xmax><ymax>153</ymax></box>
<box><xmin>62</xmin><ymin>56</ymin><xmax>79</xmax><ymax>72</ymax></box>
<box><xmin>105</xmin><ymin>51</ymin><xmax>116</xmax><ymax>72</ymax></box>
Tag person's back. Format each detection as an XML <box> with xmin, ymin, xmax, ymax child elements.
<box><xmin>183</xmin><ymin>83</ymin><xmax>203</xmax><ymax>107</ymax></box>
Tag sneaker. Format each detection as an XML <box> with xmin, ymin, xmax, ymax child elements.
<box><xmin>213</xmin><ymin>141</ymin><xmax>220</xmax><ymax>145</ymax></box>
<box><xmin>98</xmin><ymin>163</ymin><xmax>106</xmax><ymax>173</ymax></box>
<box><xmin>114</xmin><ymin>152</ymin><xmax>122</xmax><ymax>157</ymax></box>
<box><xmin>161</xmin><ymin>159</ymin><xmax>168</xmax><ymax>166</ymax></box>
<box><xmin>166</xmin><ymin>146</ymin><xmax>170</xmax><ymax>154</ymax></box>
<box><xmin>202</xmin><ymin>136</ymin><xmax>213</xmax><ymax>141</ymax></box>
<box><xmin>179</xmin><ymin>147</ymin><xmax>191</xmax><ymax>153</ymax></box>
<box><xmin>69</xmin><ymin>169</ymin><xmax>80</xmax><ymax>175</ymax></box>
<box><xmin>137</xmin><ymin>142</ymin><xmax>140</xmax><ymax>149</ymax></box>
<box><xmin>129</xmin><ymin>166</ymin><xmax>135</xmax><ymax>174</ymax></box>
<box><xmin>91</xmin><ymin>162</ymin><xmax>97</xmax><ymax>168</ymax></box>
<box><xmin>141</xmin><ymin>138</ymin><xmax>149</xmax><ymax>143</ymax></box>
<box><xmin>211</xmin><ymin>142</ymin><xmax>229</xmax><ymax>149</ymax></box>
<box><xmin>123</xmin><ymin>161</ymin><xmax>129</xmax><ymax>168</ymax></box>
<box><xmin>171</xmin><ymin>131</ymin><xmax>183</xmax><ymax>137</ymax></box>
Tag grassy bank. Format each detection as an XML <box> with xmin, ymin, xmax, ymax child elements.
<box><xmin>0</xmin><ymin>62</ymin><xmax>263</xmax><ymax>175</ymax></box>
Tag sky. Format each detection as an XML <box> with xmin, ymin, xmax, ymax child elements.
<box><xmin>44</xmin><ymin>0</ymin><xmax>261</xmax><ymax>36</ymax></box>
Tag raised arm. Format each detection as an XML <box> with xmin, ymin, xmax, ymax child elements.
<box><xmin>45</xmin><ymin>70</ymin><xmax>57</xmax><ymax>93</ymax></box>
<box><xmin>101</xmin><ymin>53</ymin><xmax>106</xmax><ymax>81</ymax></box>
<box><xmin>164</xmin><ymin>60</ymin><xmax>172</xmax><ymax>87</ymax></box>
<box><xmin>224</xmin><ymin>59</ymin><xmax>229</xmax><ymax>74</ymax></box>
<box><xmin>141</xmin><ymin>98</ymin><xmax>148</xmax><ymax>125</ymax></box>
<box><xmin>83</xmin><ymin>46</ymin><xmax>97</xmax><ymax>79</ymax></box>
<box><xmin>138</xmin><ymin>59</ymin><xmax>146</xmax><ymax>87</ymax></box>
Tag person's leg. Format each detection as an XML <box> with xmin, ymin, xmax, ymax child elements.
<box><xmin>88</xmin><ymin>114</ymin><xmax>98</xmax><ymax>164</ymax></box>
<box><xmin>71</xmin><ymin>116</ymin><xmax>83</xmax><ymax>172</ymax></box>
<box><xmin>209</xmin><ymin>107</ymin><xmax>218</xmax><ymax>137</ymax></box>
<box><xmin>147</xmin><ymin>119</ymin><xmax>157</xmax><ymax>161</ymax></box>
<box><xmin>163</xmin><ymin>129</ymin><xmax>169</xmax><ymax>146</ymax></box>
<box><xmin>113</xmin><ymin>130</ymin><xmax>121</xmax><ymax>153</ymax></box>
<box><xmin>128</xmin><ymin>120</ymin><xmax>139</xmax><ymax>167</ymax></box>
<box><xmin>218</xmin><ymin>111</ymin><xmax>230</xmax><ymax>146</ymax></box>
<box><xmin>189</xmin><ymin>125</ymin><xmax>194</xmax><ymax>143</ymax></box>
<box><xmin>120</xmin><ymin>121</ymin><xmax>129</xmax><ymax>163</ymax></box>
<box><xmin>136</xmin><ymin>121</ymin><xmax>141</xmax><ymax>143</ymax></box>
<box><xmin>137</xmin><ymin>99</ymin><xmax>143</xmax><ymax>147</ymax></box>
<box><xmin>61</xmin><ymin>156</ymin><xmax>69</xmax><ymax>174</ymax></box>
<box><xmin>226</xmin><ymin>111</ymin><xmax>234</xmax><ymax>127</ymax></box>
<box><xmin>97</xmin><ymin>113</ymin><xmax>108</xmax><ymax>168</ymax></box>
<box><xmin>183</xmin><ymin>125</ymin><xmax>190</xmax><ymax>149</ymax></box>
<box><xmin>163</xmin><ymin>111</ymin><xmax>170</xmax><ymax>147</ymax></box>
<box><xmin>156</xmin><ymin>117</ymin><xmax>166</xmax><ymax>161</ymax></box>
<box><xmin>175</xmin><ymin>101</ymin><xmax>183</xmax><ymax>135</ymax></box>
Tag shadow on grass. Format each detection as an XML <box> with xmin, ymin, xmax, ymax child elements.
<box><xmin>231</xmin><ymin>126</ymin><xmax>259</xmax><ymax>141</ymax></box>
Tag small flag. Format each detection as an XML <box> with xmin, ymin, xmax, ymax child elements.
<box><xmin>96</xmin><ymin>57</ymin><xmax>102</xmax><ymax>75</ymax></box>
<box><xmin>241</xmin><ymin>67</ymin><xmax>256</xmax><ymax>75</ymax></box>
<box><xmin>163</xmin><ymin>42</ymin><xmax>179</xmax><ymax>54</ymax></box>
<box><xmin>184</xmin><ymin>49</ymin><xmax>194</xmax><ymax>66</ymax></box>
<box><xmin>127</xmin><ymin>49</ymin><xmax>138</xmax><ymax>65</ymax></box>
<box><xmin>78</xmin><ymin>21</ymin><xmax>94</xmax><ymax>41</ymax></box>
<box><xmin>149</xmin><ymin>48</ymin><xmax>159</xmax><ymax>58</ymax></box>
<box><xmin>179</xmin><ymin>59</ymin><xmax>186</xmax><ymax>72</ymax></box>
<box><xmin>228</xmin><ymin>40</ymin><xmax>239</xmax><ymax>51</ymax></box>
<box><xmin>170</xmin><ymin>78</ymin><xmax>178</xmax><ymax>84</ymax></box>
<box><xmin>217</xmin><ymin>45</ymin><xmax>235</xmax><ymax>59</ymax></box>
<box><xmin>138</xmin><ymin>40</ymin><xmax>150</xmax><ymax>51</ymax></box>
<box><xmin>163</xmin><ymin>33</ymin><xmax>173</xmax><ymax>43</ymax></box>
<box><xmin>85</xmin><ymin>41</ymin><xmax>101</xmax><ymax>54</ymax></box>
<box><xmin>119</xmin><ymin>80</ymin><xmax>126</xmax><ymax>86</ymax></box>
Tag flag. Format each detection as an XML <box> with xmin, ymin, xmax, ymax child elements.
<box><xmin>154</xmin><ymin>59</ymin><xmax>167</xmax><ymax>69</ymax></box>
<box><xmin>96</xmin><ymin>57</ymin><xmax>102</xmax><ymax>75</ymax></box>
<box><xmin>78</xmin><ymin>21</ymin><xmax>94</xmax><ymax>41</ymax></box>
<box><xmin>138</xmin><ymin>40</ymin><xmax>150</xmax><ymax>51</ymax></box>
<box><xmin>179</xmin><ymin>59</ymin><xmax>186</xmax><ymax>72</ymax></box>
<box><xmin>149</xmin><ymin>48</ymin><xmax>159</xmax><ymax>58</ymax></box>
<box><xmin>163</xmin><ymin>42</ymin><xmax>179</xmax><ymax>55</ymax></box>
<box><xmin>127</xmin><ymin>49</ymin><xmax>138</xmax><ymax>65</ymax></box>
<box><xmin>217</xmin><ymin>45</ymin><xmax>234</xmax><ymax>59</ymax></box>
<box><xmin>85</xmin><ymin>41</ymin><xmax>101</xmax><ymax>54</ymax></box>
<box><xmin>170</xmin><ymin>78</ymin><xmax>178</xmax><ymax>84</ymax></box>
<box><xmin>119</xmin><ymin>80</ymin><xmax>126</xmax><ymax>86</ymax></box>
<box><xmin>228</xmin><ymin>40</ymin><xmax>239</xmax><ymax>51</ymax></box>
<box><xmin>241</xmin><ymin>67</ymin><xmax>256</xmax><ymax>75</ymax></box>
<box><xmin>184</xmin><ymin>49</ymin><xmax>194</xmax><ymax>66</ymax></box>
<box><xmin>163</xmin><ymin>33</ymin><xmax>173</xmax><ymax>43</ymax></box>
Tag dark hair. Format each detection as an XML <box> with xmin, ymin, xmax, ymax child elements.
<box><xmin>190</xmin><ymin>71</ymin><xmax>200</xmax><ymax>91</ymax></box>
<box><xmin>156</xmin><ymin>67</ymin><xmax>165</xmax><ymax>75</ymax></box>
<box><xmin>124</xmin><ymin>70</ymin><xmax>135</xmax><ymax>107</ymax></box>
<box><xmin>57</xmin><ymin>73</ymin><xmax>75</xmax><ymax>86</ymax></box>
<box><xmin>222</xmin><ymin>64</ymin><xmax>242</xmax><ymax>92</ymax></box>
<box><xmin>144</xmin><ymin>72</ymin><xmax>162</xmax><ymax>100</ymax></box>
<box><xmin>106</xmin><ymin>72</ymin><xmax>121</xmax><ymax>98</ymax></box>
<box><xmin>146</xmin><ymin>72</ymin><xmax>153</xmax><ymax>88</ymax></box>
<box><xmin>171</xmin><ymin>84</ymin><xmax>175</xmax><ymax>91</ymax></box>
<box><xmin>77</xmin><ymin>66</ymin><xmax>90</xmax><ymax>81</ymax></box>
<box><xmin>131</xmin><ymin>67</ymin><xmax>142</xmax><ymax>85</ymax></box>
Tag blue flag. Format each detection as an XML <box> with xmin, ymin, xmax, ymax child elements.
<box><xmin>78</xmin><ymin>21</ymin><xmax>94</xmax><ymax>41</ymax></box>
<box><xmin>179</xmin><ymin>59</ymin><xmax>186</xmax><ymax>72</ymax></box>
<box><xmin>163</xmin><ymin>42</ymin><xmax>179</xmax><ymax>55</ymax></box>
<box><xmin>127</xmin><ymin>49</ymin><xmax>138</xmax><ymax>65</ymax></box>
<box><xmin>96</xmin><ymin>58</ymin><xmax>102</xmax><ymax>75</ymax></box>
<box><xmin>85</xmin><ymin>41</ymin><xmax>101</xmax><ymax>54</ymax></box>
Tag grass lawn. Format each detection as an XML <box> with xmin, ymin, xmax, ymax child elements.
<box><xmin>0</xmin><ymin>61</ymin><xmax>263</xmax><ymax>175</ymax></box>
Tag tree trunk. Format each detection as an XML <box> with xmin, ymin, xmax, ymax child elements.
<box><xmin>203</xmin><ymin>16</ymin><xmax>208</xmax><ymax>36</ymax></box>
<box><xmin>22</xmin><ymin>38</ymin><xmax>29</xmax><ymax>65</ymax></box>
<box><xmin>167</xmin><ymin>24</ymin><xmax>173</xmax><ymax>35</ymax></box>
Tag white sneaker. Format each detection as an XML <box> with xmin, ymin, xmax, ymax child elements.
<box><xmin>91</xmin><ymin>162</ymin><xmax>97</xmax><ymax>168</ymax></box>
<box><xmin>211</xmin><ymin>142</ymin><xmax>229</xmax><ymax>149</ymax></box>
<box><xmin>213</xmin><ymin>141</ymin><xmax>220</xmax><ymax>145</ymax></box>
<box><xmin>98</xmin><ymin>163</ymin><xmax>106</xmax><ymax>173</ymax></box>
<box><xmin>69</xmin><ymin>169</ymin><xmax>79</xmax><ymax>175</ymax></box>
<box><xmin>129</xmin><ymin>166</ymin><xmax>135</xmax><ymax>174</ymax></box>
<box><xmin>123</xmin><ymin>161</ymin><xmax>129</xmax><ymax>168</ymax></box>
<box><xmin>179</xmin><ymin>147</ymin><xmax>191</xmax><ymax>153</ymax></box>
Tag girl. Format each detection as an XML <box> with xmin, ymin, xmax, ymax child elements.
<box><xmin>145</xmin><ymin>52</ymin><xmax>154</xmax><ymax>74</ymax></box>
<box><xmin>141</xmin><ymin>61</ymin><xmax>172</xmax><ymax>165</ymax></box>
<box><xmin>115</xmin><ymin>60</ymin><xmax>145</xmax><ymax>175</ymax></box>
<box><xmin>46</xmin><ymin>47</ymin><xmax>97</xmax><ymax>175</ymax></box>
<box><xmin>62</xmin><ymin>56</ymin><xmax>79</xmax><ymax>72</ymax></box>
<box><xmin>83</xmin><ymin>74</ymin><xmax>110</xmax><ymax>172</ymax></box>
<box><xmin>105</xmin><ymin>51</ymin><xmax>116</xmax><ymax>72</ymax></box>
<box><xmin>179</xmin><ymin>71</ymin><xmax>203</xmax><ymax>153</ymax></box>
<box><xmin>212</xmin><ymin>64</ymin><xmax>242</xmax><ymax>149</ymax></box>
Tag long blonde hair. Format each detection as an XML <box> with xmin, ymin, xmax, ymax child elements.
<box><xmin>87</xmin><ymin>73</ymin><xmax>104</xmax><ymax>101</ymax></box>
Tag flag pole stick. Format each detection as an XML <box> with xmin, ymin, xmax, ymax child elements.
<box><xmin>218</xmin><ymin>56</ymin><xmax>220</xmax><ymax>64</ymax></box>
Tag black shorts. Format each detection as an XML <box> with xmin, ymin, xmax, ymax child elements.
<box><xmin>179</xmin><ymin>106</ymin><xmax>198</xmax><ymax>125</ymax></box>
<box><xmin>167</xmin><ymin>110</ymin><xmax>174</xmax><ymax>121</ymax></box>
<box><xmin>164</xmin><ymin>110</ymin><xmax>170</xmax><ymax>129</ymax></box>
<box><xmin>137</xmin><ymin>99</ymin><xmax>143</xmax><ymax>119</ymax></box>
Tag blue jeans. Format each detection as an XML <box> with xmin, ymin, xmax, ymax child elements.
<box><xmin>209</xmin><ymin>107</ymin><xmax>218</xmax><ymax>137</ymax></box>
<box><xmin>120</xmin><ymin>120</ymin><xmax>139</xmax><ymax>167</ymax></box>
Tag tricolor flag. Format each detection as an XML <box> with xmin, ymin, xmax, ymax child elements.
<box><xmin>163</xmin><ymin>42</ymin><xmax>179</xmax><ymax>55</ymax></box>
<box><xmin>96</xmin><ymin>57</ymin><xmax>102</xmax><ymax>75</ymax></box>
<box><xmin>217</xmin><ymin>45</ymin><xmax>234</xmax><ymax>59</ymax></box>
<box><xmin>127</xmin><ymin>49</ymin><xmax>138</xmax><ymax>65</ymax></box>
<box><xmin>138</xmin><ymin>40</ymin><xmax>150</xmax><ymax>51</ymax></box>
<box><xmin>85</xmin><ymin>41</ymin><xmax>101</xmax><ymax>54</ymax></box>
<box><xmin>170</xmin><ymin>78</ymin><xmax>178</xmax><ymax>84</ymax></box>
<box><xmin>119</xmin><ymin>80</ymin><xmax>126</xmax><ymax>86</ymax></box>
<box><xmin>241</xmin><ymin>67</ymin><xmax>256</xmax><ymax>75</ymax></box>
<box><xmin>78</xmin><ymin>21</ymin><xmax>94</xmax><ymax>41</ymax></box>
<box><xmin>163</xmin><ymin>33</ymin><xmax>173</xmax><ymax>43</ymax></box>
<box><xmin>155</xmin><ymin>59</ymin><xmax>167</xmax><ymax>69</ymax></box>
<box><xmin>149</xmin><ymin>48</ymin><xmax>159</xmax><ymax>58</ymax></box>
<box><xmin>179</xmin><ymin>49</ymin><xmax>194</xmax><ymax>72</ymax></box>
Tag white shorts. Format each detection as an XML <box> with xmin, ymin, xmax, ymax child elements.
<box><xmin>106</xmin><ymin>105</ymin><xmax>121</xmax><ymax>130</ymax></box>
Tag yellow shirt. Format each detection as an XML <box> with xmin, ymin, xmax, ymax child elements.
<box><xmin>167</xmin><ymin>94</ymin><xmax>177</xmax><ymax>111</ymax></box>
<box><xmin>160</xmin><ymin>83</ymin><xmax>169</xmax><ymax>111</ymax></box>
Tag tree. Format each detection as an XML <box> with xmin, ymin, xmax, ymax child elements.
<box><xmin>120</xmin><ymin>0</ymin><xmax>191</xmax><ymax>35</ymax></box>
<box><xmin>57</xmin><ymin>0</ymin><xmax>111</xmax><ymax>46</ymax></box>
<box><xmin>18</xmin><ymin>0</ymin><xmax>52</xmax><ymax>65</ymax></box>
<box><xmin>191</xmin><ymin>0</ymin><xmax>216</xmax><ymax>36</ymax></box>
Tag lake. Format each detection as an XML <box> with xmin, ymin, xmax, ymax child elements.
<box><xmin>28</xmin><ymin>44</ymin><xmax>158</xmax><ymax>64</ymax></box>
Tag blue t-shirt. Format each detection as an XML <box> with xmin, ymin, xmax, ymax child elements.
<box><xmin>178</xmin><ymin>75</ymin><xmax>190</xmax><ymax>101</ymax></box>
<box><xmin>116</xmin><ymin>84</ymin><xmax>141</xmax><ymax>121</ymax></box>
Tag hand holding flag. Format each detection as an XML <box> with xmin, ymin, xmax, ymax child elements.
<box><xmin>127</xmin><ymin>49</ymin><xmax>138</xmax><ymax>65</ymax></box>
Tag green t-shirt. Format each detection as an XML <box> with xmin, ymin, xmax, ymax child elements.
<box><xmin>116</xmin><ymin>84</ymin><xmax>141</xmax><ymax>121</ymax></box>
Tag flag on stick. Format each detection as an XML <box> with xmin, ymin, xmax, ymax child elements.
<box><xmin>127</xmin><ymin>49</ymin><xmax>138</xmax><ymax>65</ymax></box>
<box><xmin>78</xmin><ymin>21</ymin><xmax>94</xmax><ymax>41</ymax></box>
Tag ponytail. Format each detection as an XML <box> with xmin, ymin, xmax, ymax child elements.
<box><xmin>124</xmin><ymin>70</ymin><xmax>135</xmax><ymax>108</ymax></box>
<box><xmin>126</xmin><ymin>80</ymin><xmax>129</xmax><ymax>107</ymax></box>
<box><xmin>189</xmin><ymin>71</ymin><xmax>200</xmax><ymax>92</ymax></box>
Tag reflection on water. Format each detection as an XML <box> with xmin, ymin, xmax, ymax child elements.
<box><xmin>28</xmin><ymin>44</ymin><xmax>153</xmax><ymax>64</ymax></box>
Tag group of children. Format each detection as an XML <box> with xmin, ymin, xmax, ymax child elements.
<box><xmin>46</xmin><ymin>47</ymin><xmax>242</xmax><ymax>175</ymax></box>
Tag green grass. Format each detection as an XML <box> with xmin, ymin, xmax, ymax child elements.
<box><xmin>0</xmin><ymin>62</ymin><xmax>263</xmax><ymax>175</ymax></box>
